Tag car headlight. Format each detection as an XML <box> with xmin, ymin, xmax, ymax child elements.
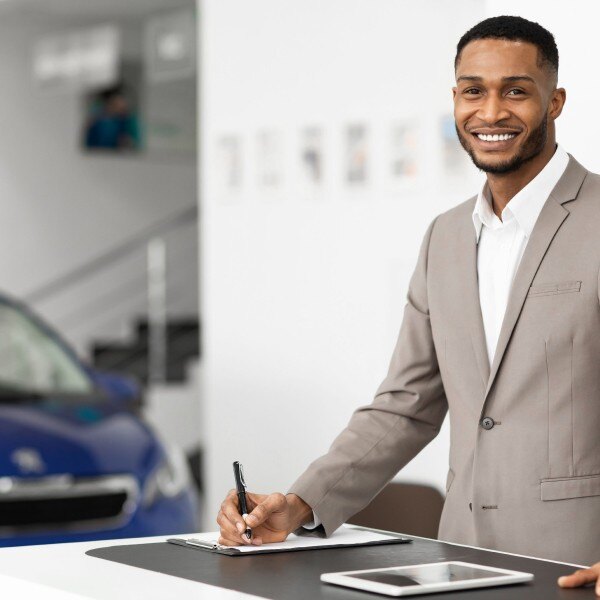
<box><xmin>142</xmin><ymin>443</ymin><xmax>191</xmax><ymax>508</ymax></box>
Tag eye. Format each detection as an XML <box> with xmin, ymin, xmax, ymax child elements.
<box><xmin>463</xmin><ymin>88</ymin><xmax>481</xmax><ymax>95</ymax></box>
<box><xmin>507</xmin><ymin>88</ymin><xmax>525</xmax><ymax>96</ymax></box>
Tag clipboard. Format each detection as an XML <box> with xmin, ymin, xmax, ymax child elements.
<box><xmin>167</xmin><ymin>525</ymin><xmax>412</xmax><ymax>556</ymax></box>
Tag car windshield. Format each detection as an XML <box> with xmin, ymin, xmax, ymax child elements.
<box><xmin>0</xmin><ymin>302</ymin><xmax>94</xmax><ymax>397</ymax></box>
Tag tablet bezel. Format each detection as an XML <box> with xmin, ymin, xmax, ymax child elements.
<box><xmin>320</xmin><ymin>560</ymin><xmax>534</xmax><ymax>597</ymax></box>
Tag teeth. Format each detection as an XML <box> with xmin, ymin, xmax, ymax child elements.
<box><xmin>476</xmin><ymin>133</ymin><xmax>517</xmax><ymax>142</ymax></box>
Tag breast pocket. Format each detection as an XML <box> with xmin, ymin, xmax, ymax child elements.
<box><xmin>527</xmin><ymin>280</ymin><xmax>581</xmax><ymax>297</ymax></box>
<box><xmin>541</xmin><ymin>474</ymin><xmax>600</xmax><ymax>501</ymax></box>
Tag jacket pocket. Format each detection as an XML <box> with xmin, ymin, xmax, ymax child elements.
<box><xmin>540</xmin><ymin>474</ymin><xmax>600</xmax><ymax>501</ymax></box>
<box><xmin>528</xmin><ymin>280</ymin><xmax>581</xmax><ymax>297</ymax></box>
<box><xmin>445</xmin><ymin>468</ymin><xmax>455</xmax><ymax>494</ymax></box>
<box><xmin>545</xmin><ymin>335</ymin><xmax>573</xmax><ymax>478</ymax></box>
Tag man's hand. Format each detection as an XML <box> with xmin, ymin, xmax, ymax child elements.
<box><xmin>216</xmin><ymin>491</ymin><xmax>313</xmax><ymax>546</ymax></box>
<box><xmin>558</xmin><ymin>562</ymin><xmax>600</xmax><ymax>596</ymax></box>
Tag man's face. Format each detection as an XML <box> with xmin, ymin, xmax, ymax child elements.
<box><xmin>453</xmin><ymin>38</ymin><xmax>559</xmax><ymax>174</ymax></box>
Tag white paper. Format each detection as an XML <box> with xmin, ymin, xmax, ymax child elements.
<box><xmin>184</xmin><ymin>524</ymin><xmax>400</xmax><ymax>553</ymax></box>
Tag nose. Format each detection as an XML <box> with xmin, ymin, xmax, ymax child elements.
<box><xmin>476</xmin><ymin>94</ymin><xmax>511</xmax><ymax>125</ymax></box>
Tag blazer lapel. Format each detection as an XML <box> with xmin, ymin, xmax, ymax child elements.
<box><xmin>456</xmin><ymin>202</ymin><xmax>490</xmax><ymax>389</ymax></box>
<box><xmin>482</xmin><ymin>155</ymin><xmax>588</xmax><ymax>403</ymax></box>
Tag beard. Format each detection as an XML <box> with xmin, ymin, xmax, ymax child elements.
<box><xmin>455</xmin><ymin>116</ymin><xmax>548</xmax><ymax>174</ymax></box>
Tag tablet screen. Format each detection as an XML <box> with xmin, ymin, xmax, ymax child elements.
<box><xmin>348</xmin><ymin>563</ymin><xmax>505</xmax><ymax>587</ymax></box>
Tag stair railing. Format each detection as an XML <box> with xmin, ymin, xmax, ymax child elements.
<box><xmin>22</xmin><ymin>204</ymin><xmax>199</xmax><ymax>384</ymax></box>
<box><xmin>147</xmin><ymin>237</ymin><xmax>167</xmax><ymax>383</ymax></box>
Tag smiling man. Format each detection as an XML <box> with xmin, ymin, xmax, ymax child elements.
<box><xmin>216</xmin><ymin>16</ymin><xmax>600</xmax><ymax>593</ymax></box>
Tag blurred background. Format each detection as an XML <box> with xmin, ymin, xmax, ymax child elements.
<box><xmin>0</xmin><ymin>0</ymin><xmax>596</xmax><ymax>545</ymax></box>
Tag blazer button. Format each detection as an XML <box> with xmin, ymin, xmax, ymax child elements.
<box><xmin>481</xmin><ymin>417</ymin><xmax>495</xmax><ymax>430</ymax></box>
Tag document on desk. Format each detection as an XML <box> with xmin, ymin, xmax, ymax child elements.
<box><xmin>167</xmin><ymin>524</ymin><xmax>411</xmax><ymax>556</ymax></box>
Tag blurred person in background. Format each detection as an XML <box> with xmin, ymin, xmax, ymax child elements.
<box><xmin>84</xmin><ymin>85</ymin><xmax>141</xmax><ymax>151</ymax></box>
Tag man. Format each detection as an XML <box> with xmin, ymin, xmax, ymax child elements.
<box><xmin>217</xmin><ymin>16</ymin><xmax>600</xmax><ymax>593</ymax></box>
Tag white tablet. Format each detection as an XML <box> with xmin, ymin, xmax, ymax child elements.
<box><xmin>320</xmin><ymin>561</ymin><xmax>534</xmax><ymax>596</ymax></box>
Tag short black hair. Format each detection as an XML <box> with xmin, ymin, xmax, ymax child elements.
<box><xmin>455</xmin><ymin>16</ymin><xmax>558</xmax><ymax>78</ymax></box>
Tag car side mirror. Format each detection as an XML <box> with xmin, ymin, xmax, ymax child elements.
<box><xmin>86</xmin><ymin>368</ymin><xmax>143</xmax><ymax>410</ymax></box>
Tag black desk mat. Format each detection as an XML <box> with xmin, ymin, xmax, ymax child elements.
<box><xmin>86</xmin><ymin>535</ymin><xmax>596</xmax><ymax>599</ymax></box>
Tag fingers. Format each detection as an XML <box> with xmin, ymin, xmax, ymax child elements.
<box><xmin>216</xmin><ymin>510</ymin><xmax>264</xmax><ymax>545</ymax></box>
<box><xmin>216</xmin><ymin>490</ymin><xmax>278</xmax><ymax>547</ymax></box>
<box><xmin>221</xmin><ymin>489</ymin><xmax>248</xmax><ymax>535</ymax></box>
<box><xmin>216</xmin><ymin>490</ymin><xmax>251</xmax><ymax>544</ymax></box>
<box><xmin>216</xmin><ymin>510</ymin><xmax>248</xmax><ymax>544</ymax></box>
<box><xmin>245</xmin><ymin>492</ymin><xmax>286</xmax><ymax>528</ymax></box>
<box><xmin>558</xmin><ymin>566</ymin><xmax>599</xmax><ymax>591</ymax></box>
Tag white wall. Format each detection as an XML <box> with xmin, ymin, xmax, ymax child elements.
<box><xmin>199</xmin><ymin>0</ymin><xmax>487</xmax><ymax>525</ymax></box>
<box><xmin>0</xmin><ymin>11</ymin><xmax>198</xmax><ymax>353</ymax></box>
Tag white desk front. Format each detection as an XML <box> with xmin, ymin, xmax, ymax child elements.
<box><xmin>0</xmin><ymin>534</ymin><xmax>263</xmax><ymax>599</ymax></box>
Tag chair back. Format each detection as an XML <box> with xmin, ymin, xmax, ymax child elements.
<box><xmin>348</xmin><ymin>482</ymin><xmax>444</xmax><ymax>539</ymax></box>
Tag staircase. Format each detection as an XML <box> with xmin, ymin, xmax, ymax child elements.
<box><xmin>91</xmin><ymin>318</ymin><xmax>200</xmax><ymax>385</ymax></box>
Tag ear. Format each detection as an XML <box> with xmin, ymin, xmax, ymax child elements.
<box><xmin>452</xmin><ymin>87</ymin><xmax>457</xmax><ymax>100</ymax></box>
<box><xmin>548</xmin><ymin>87</ymin><xmax>566</xmax><ymax>120</ymax></box>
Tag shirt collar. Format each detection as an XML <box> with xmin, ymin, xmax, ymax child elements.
<box><xmin>472</xmin><ymin>145</ymin><xmax>570</xmax><ymax>243</ymax></box>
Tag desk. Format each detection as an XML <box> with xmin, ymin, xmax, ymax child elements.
<box><xmin>0</xmin><ymin>529</ymin><xmax>594</xmax><ymax>599</ymax></box>
<box><xmin>0</xmin><ymin>535</ymin><xmax>260</xmax><ymax>599</ymax></box>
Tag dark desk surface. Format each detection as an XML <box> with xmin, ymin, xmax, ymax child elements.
<box><xmin>87</xmin><ymin>531</ymin><xmax>596</xmax><ymax>599</ymax></box>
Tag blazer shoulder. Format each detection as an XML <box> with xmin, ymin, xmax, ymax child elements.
<box><xmin>563</xmin><ymin>166</ymin><xmax>600</xmax><ymax>212</ymax></box>
<box><xmin>430</xmin><ymin>194</ymin><xmax>477</xmax><ymax>234</ymax></box>
<box><xmin>579</xmin><ymin>169</ymin><xmax>600</xmax><ymax>193</ymax></box>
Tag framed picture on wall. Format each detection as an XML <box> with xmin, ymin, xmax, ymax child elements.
<box><xmin>388</xmin><ymin>121</ymin><xmax>419</xmax><ymax>188</ymax></box>
<box><xmin>298</xmin><ymin>126</ymin><xmax>324</xmax><ymax>198</ymax></box>
<box><xmin>344</xmin><ymin>124</ymin><xmax>368</xmax><ymax>186</ymax></box>
<box><xmin>214</xmin><ymin>134</ymin><xmax>243</xmax><ymax>202</ymax></box>
<box><xmin>299</xmin><ymin>127</ymin><xmax>323</xmax><ymax>185</ymax></box>
<box><xmin>256</xmin><ymin>130</ymin><xmax>284</xmax><ymax>190</ymax></box>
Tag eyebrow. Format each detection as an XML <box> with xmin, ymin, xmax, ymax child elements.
<box><xmin>457</xmin><ymin>75</ymin><xmax>536</xmax><ymax>84</ymax></box>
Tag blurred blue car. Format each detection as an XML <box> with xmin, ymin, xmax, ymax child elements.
<box><xmin>0</xmin><ymin>293</ymin><xmax>199</xmax><ymax>547</ymax></box>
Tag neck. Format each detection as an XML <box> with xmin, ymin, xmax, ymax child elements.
<box><xmin>486</xmin><ymin>141</ymin><xmax>558</xmax><ymax>219</ymax></box>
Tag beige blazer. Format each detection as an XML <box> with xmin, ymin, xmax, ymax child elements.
<box><xmin>290</xmin><ymin>155</ymin><xmax>600</xmax><ymax>566</ymax></box>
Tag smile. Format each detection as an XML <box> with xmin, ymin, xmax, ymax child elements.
<box><xmin>475</xmin><ymin>133</ymin><xmax>517</xmax><ymax>142</ymax></box>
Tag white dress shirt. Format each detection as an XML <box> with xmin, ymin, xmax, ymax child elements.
<box><xmin>472</xmin><ymin>145</ymin><xmax>569</xmax><ymax>366</ymax></box>
<box><xmin>305</xmin><ymin>146</ymin><xmax>570</xmax><ymax>530</ymax></box>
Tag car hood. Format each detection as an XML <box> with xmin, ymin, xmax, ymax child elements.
<box><xmin>0</xmin><ymin>400</ymin><xmax>161</xmax><ymax>480</ymax></box>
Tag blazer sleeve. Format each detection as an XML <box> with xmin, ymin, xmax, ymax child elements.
<box><xmin>288</xmin><ymin>217</ymin><xmax>448</xmax><ymax>536</ymax></box>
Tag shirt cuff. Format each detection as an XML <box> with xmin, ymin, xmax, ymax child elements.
<box><xmin>302</xmin><ymin>511</ymin><xmax>321</xmax><ymax>530</ymax></box>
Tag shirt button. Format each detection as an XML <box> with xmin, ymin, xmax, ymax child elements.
<box><xmin>481</xmin><ymin>417</ymin><xmax>495</xmax><ymax>430</ymax></box>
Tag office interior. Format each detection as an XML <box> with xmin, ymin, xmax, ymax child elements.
<box><xmin>0</xmin><ymin>0</ymin><xmax>598</xmax><ymax>586</ymax></box>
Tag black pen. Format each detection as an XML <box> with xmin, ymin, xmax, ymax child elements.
<box><xmin>233</xmin><ymin>461</ymin><xmax>252</xmax><ymax>540</ymax></box>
